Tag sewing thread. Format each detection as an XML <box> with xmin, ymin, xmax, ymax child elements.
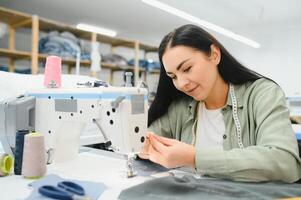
<box><xmin>14</xmin><ymin>129</ymin><xmax>29</xmax><ymax>175</ymax></box>
<box><xmin>44</xmin><ymin>55</ymin><xmax>62</xmax><ymax>88</ymax></box>
<box><xmin>22</xmin><ymin>132</ymin><xmax>46</xmax><ymax>179</ymax></box>
<box><xmin>0</xmin><ymin>153</ymin><xmax>13</xmax><ymax>176</ymax></box>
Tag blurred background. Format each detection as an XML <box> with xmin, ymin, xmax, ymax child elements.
<box><xmin>0</xmin><ymin>0</ymin><xmax>300</xmax><ymax>96</ymax></box>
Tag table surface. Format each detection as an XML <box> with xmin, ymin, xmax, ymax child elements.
<box><xmin>0</xmin><ymin>148</ymin><xmax>157</xmax><ymax>200</ymax></box>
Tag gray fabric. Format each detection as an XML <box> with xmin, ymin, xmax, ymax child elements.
<box><xmin>133</xmin><ymin>158</ymin><xmax>168</xmax><ymax>177</ymax></box>
<box><xmin>119</xmin><ymin>175</ymin><xmax>301</xmax><ymax>200</ymax></box>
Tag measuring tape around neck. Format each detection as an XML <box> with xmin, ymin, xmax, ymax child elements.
<box><xmin>229</xmin><ymin>83</ymin><xmax>244</xmax><ymax>149</ymax></box>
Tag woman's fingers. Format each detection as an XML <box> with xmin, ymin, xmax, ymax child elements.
<box><xmin>141</xmin><ymin>133</ymin><xmax>177</xmax><ymax>167</ymax></box>
<box><xmin>138</xmin><ymin>152</ymin><xmax>149</xmax><ymax>159</ymax></box>
<box><xmin>151</xmin><ymin>134</ymin><xmax>175</xmax><ymax>146</ymax></box>
<box><xmin>138</xmin><ymin>136</ymin><xmax>150</xmax><ymax>159</ymax></box>
<box><xmin>149</xmin><ymin>134</ymin><xmax>167</xmax><ymax>154</ymax></box>
<box><xmin>148</xmin><ymin>144</ymin><xmax>165</xmax><ymax>165</ymax></box>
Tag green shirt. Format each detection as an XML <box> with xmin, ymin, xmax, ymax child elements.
<box><xmin>149</xmin><ymin>78</ymin><xmax>301</xmax><ymax>183</ymax></box>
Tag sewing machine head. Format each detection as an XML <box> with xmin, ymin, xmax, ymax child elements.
<box><xmin>286</xmin><ymin>96</ymin><xmax>301</xmax><ymax>125</ymax></box>
<box><xmin>0</xmin><ymin>83</ymin><xmax>148</xmax><ymax>163</ymax></box>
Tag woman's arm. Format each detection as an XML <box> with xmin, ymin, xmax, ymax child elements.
<box><xmin>195</xmin><ymin>82</ymin><xmax>301</xmax><ymax>182</ymax></box>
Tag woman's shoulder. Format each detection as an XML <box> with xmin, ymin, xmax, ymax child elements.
<box><xmin>245</xmin><ymin>78</ymin><xmax>282</xmax><ymax>94</ymax></box>
<box><xmin>244</xmin><ymin>78</ymin><xmax>285</xmax><ymax>102</ymax></box>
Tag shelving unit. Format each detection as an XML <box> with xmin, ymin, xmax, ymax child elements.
<box><xmin>0</xmin><ymin>48</ymin><xmax>31</xmax><ymax>59</ymax></box>
<box><xmin>0</xmin><ymin>6</ymin><xmax>159</xmax><ymax>85</ymax></box>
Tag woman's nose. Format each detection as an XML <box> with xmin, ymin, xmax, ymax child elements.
<box><xmin>176</xmin><ymin>76</ymin><xmax>189</xmax><ymax>91</ymax></box>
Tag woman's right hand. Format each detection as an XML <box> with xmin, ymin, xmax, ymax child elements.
<box><xmin>138</xmin><ymin>132</ymin><xmax>152</xmax><ymax>159</ymax></box>
<box><xmin>138</xmin><ymin>133</ymin><xmax>196</xmax><ymax>168</ymax></box>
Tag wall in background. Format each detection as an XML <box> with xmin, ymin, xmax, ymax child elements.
<box><xmin>218</xmin><ymin>19</ymin><xmax>301</xmax><ymax>96</ymax></box>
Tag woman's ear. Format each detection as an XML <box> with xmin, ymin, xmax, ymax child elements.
<box><xmin>210</xmin><ymin>44</ymin><xmax>221</xmax><ymax>65</ymax></box>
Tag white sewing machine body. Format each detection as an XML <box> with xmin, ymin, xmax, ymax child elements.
<box><xmin>287</xmin><ymin>96</ymin><xmax>301</xmax><ymax>117</ymax></box>
<box><xmin>0</xmin><ymin>85</ymin><xmax>148</xmax><ymax>163</ymax></box>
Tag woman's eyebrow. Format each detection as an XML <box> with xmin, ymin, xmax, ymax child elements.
<box><xmin>166</xmin><ymin>58</ymin><xmax>190</xmax><ymax>75</ymax></box>
<box><xmin>176</xmin><ymin>58</ymin><xmax>190</xmax><ymax>71</ymax></box>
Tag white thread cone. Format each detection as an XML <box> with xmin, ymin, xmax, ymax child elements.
<box><xmin>90</xmin><ymin>42</ymin><xmax>101</xmax><ymax>72</ymax></box>
<box><xmin>22</xmin><ymin>132</ymin><xmax>46</xmax><ymax>178</ymax></box>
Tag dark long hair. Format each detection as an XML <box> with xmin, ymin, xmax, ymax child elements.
<box><xmin>148</xmin><ymin>24</ymin><xmax>263</xmax><ymax>126</ymax></box>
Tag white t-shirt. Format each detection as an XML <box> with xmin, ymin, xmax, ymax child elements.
<box><xmin>196</xmin><ymin>102</ymin><xmax>225</xmax><ymax>151</ymax></box>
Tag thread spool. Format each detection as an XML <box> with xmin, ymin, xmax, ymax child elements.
<box><xmin>0</xmin><ymin>153</ymin><xmax>13</xmax><ymax>177</ymax></box>
<box><xmin>90</xmin><ymin>41</ymin><xmax>101</xmax><ymax>73</ymax></box>
<box><xmin>14</xmin><ymin>129</ymin><xmax>29</xmax><ymax>175</ymax></box>
<box><xmin>22</xmin><ymin>132</ymin><xmax>46</xmax><ymax>179</ymax></box>
<box><xmin>44</xmin><ymin>55</ymin><xmax>62</xmax><ymax>88</ymax></box>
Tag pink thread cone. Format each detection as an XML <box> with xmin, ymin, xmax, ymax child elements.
<box><xmin>22</xmin><ymin>133</ymin><xmax>46</xmax><ymax>179</ymax></box>
<box><xmin>44</xmin><ymin>56</ymin><xmax>62</xmax><ymax>88</ymax></box>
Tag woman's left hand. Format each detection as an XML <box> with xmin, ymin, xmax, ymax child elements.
<box><xmin>147</xmin><ymin>133</ymin><xmax>196</xmax><ymax>169</ymax></box>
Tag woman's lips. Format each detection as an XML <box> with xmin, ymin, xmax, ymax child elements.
<box><xmin>187</xmin><ymin>86</ymin><xmax>198</xmax><ymax>93</ymax></box>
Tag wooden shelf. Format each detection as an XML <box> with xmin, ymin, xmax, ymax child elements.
<box><xmin>140</xmin><ymin>43</ymin><xmax>159</xmax><ymax>52</ymax></box>
<box><xmin>0</xmin><ymin>7</ymin><xmax>31</xmax><ymax>26</ymax></box>
<box><xmin>39</xmin><ymin>53</ymin><xmax>146</xmax><ymax>71</ymax></box>
<box><xmin>0</xmin><ymin>48</ymin><xmax>31</xmax><ymax>59</ymax></box>
<box><xmin>148</xmin><ymin>69</ymin><xmax>160</xmax><ymax>74</ymax></box>
<box><xmin>38</xmin><ymin>17</ymin><xmax>158</xmax><ymax>52</ymax></box>
<box><xmin>0</xmin><ymin>6</ymin><xmax>159</xmax><ymax>52</ymax></box>
<box><xmin>0</xmin><ymin>6</ymin><xmax>159</xmax><ymax>84</ymax></box>
<box><xmin>38</xmin><ymin>17</ymin><xmax>92</xmax><ymax>40</ymax></box>
<box><xmin>0</xmin><ymin>48</ymin><xmax>161</xmax><ymax>74</ymax></box>
<box><xmin>38</xmin><ymin>54</ymin><xmax>90</xmax><ymax>66</ymax></box>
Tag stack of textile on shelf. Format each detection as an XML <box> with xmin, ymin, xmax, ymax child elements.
<box><xmin>102</xmin><ymin>54</ymin><xmax>161</xmax><ymax>72</ymax></box>
<box><xmin>39</xmin><ymin>31</ymin><xmax>90</xmax><ymax>60</ymax></box>
<box><xmin>102</xmin><ymin>53</ymin><xmax>128</xmax><ymax>68</ymax></box>
<box><xmin>127</xmin><ymin>59</ymin><xmax>160</xmax><ymax>72</ymax></box>
<box><xmin>0</xmin><ymin>65</ymin><xmax>31</xmax><ymax>74</ymax></box>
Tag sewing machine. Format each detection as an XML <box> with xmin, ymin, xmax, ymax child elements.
<box><xmin>287</xmin><ymin>96</ymin><xmax>301</xmax><ymax>123</ymax></box>
<box><xmin>0</xmin><ymin>81</ymin><xmax>148</xmax><ymax>176</ymax></box>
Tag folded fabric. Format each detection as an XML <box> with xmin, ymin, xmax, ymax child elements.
<box><xmin>26</xmin><ymin>174</ymin><xmax>107</xmax><ymax>200</ymax></box>
<box><xmin>119</xmin><ymin>175</ymin><xmax>301</xmax><ymax>200</ymax></box>
<box><xmin>39</xmin><ymin>31</ymin><xmax>82</xmax><ymax>59</ymax></box>
<box><xmin>102</xmin><ymin>53</ymin><xmax>128</xmax><ymax>67</ymax></box>
<box><xmin>0</xmin><ymin>65</ymin><xmax>8</xmax><ymax>72</ymax></box>
<box><xmin>0</xmin><ymin>65</ymin><xmax>31</xmax><ymax>74</ymax></box>
<box><xmin>127</xmin><ymin>59</ymin><xmax>160</xmax><ymax>71</ymax></box>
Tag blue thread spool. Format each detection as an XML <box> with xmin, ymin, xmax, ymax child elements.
<box><xmin>14</xmin><ymin>129</ymin><xmax>29</xmax><ymax>175</ymax></box>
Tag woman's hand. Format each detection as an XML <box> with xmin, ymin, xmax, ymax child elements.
<box><xmin>138</xmin><ymin>133</ymin><xmax>151</xmax><ymax>159</ymax></box>
<box><xmin>140</xmin><ymin>133</ymin><xmax>196</xmax><ymax>169</ymax></box>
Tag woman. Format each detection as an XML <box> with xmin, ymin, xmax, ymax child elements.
<box><xmin>140</xmin><ymin>24</ymin><xmax>301</xmax><ymax>183</ymax></box>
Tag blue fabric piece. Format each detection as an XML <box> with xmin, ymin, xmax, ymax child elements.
<box><xmin>0</xmin><ymin>65</ymin><xmax>31</xmax><ymax>74</ymax></box>
<box><xmin>26</xmin><ymin>174</ymin><xmax>107</xmax><ymax>200</ymax></box>
<box><xmin>102</xmin><ymin>53</ymin><xmax>128</xmax><ymax>67</ymax></box>
<box><xmin>127</xmin><ymin>59</ymin><xmax>160</xmax><ymax>72</ymax></box>
<box><xmin>39</xmin><ymin>31</ymin><xmax>87</xmax><ymax>60</ymax></box>
<box><xmin>81</xmin><ymin>52</ymin><xmax>90</xmax><ymax>60</ymax></box>
<box><xmin>296</xmin><ymin>132</ymin><xmax>301</xmax><ymax>140</ymax></box>
<box><xmin>14</xmin><ymin>68</ymin><xmax>31</xmax><ymax>74</ymax></box>
<box><xmin>0</xmin><ymin>65</ymin><xmax>8</xmax><ymax>72</ymax></box>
